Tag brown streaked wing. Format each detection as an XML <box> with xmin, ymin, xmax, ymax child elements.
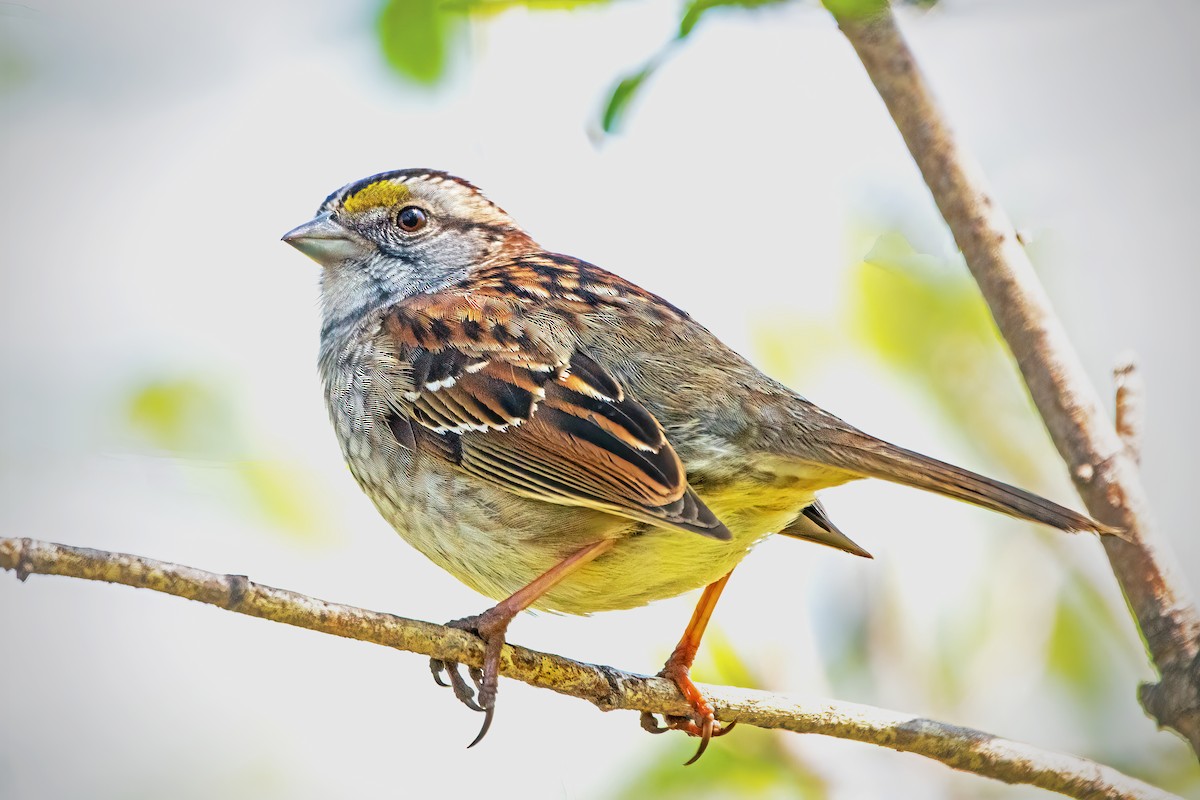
<box><xmin>381</xmin><ymin>292</ymin><xmax>729</xmax><ymax>540</ymax></box>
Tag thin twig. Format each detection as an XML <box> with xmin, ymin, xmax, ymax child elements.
<box><xmin>1114</xmin><ymin>355</ymin><xmax>1145</xmax><ymax>465</ymax></box>
<box><xmin>824</xmin><ymin>0</ymin><xmax>1200</xmax><ymax>756</ymax></box>
<box><xmin>0</xmin><ymin>537</ymin><xmax>1177</xmax><ymax>800</ymax></box>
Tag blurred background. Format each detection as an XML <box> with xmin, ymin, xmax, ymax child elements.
<box><xmin>2</xmin><ymin>0</ymin><xmax>1197</xmax><ymax>797</ymax></box>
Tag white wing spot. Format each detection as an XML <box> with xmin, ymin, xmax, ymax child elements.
<box><xmin>434</xmin><ymin>421</ymin><xmax>493</xmax><ymax>434</ymax></box>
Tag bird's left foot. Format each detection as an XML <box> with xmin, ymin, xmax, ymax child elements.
<box><xmin>640</xmin><ymin>660</ymin><xmax>736</xmax><ymax>765</ymax></box>
<box><xmin>429</xmin><ymin>610</ymin><xmax>511</xmax><ymax>747</ymax></box>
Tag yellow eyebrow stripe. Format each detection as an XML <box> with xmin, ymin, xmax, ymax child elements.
<box><xmin>343</xmin><ymin>180</ymin><xmax>410</xmax><ymax>214</ymax></box>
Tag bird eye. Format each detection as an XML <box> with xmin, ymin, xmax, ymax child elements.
<box><xmin>397</xmin><ymin>206</ymin><xmax>428</xmax><ymax>233</ymax></box>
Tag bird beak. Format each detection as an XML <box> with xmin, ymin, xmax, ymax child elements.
<box><xmin>282</xmin><ymin>212</ymin><xmax>373</xmax><ymax>267</ymax></box>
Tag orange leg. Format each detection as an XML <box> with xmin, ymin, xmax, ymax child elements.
<box><xmin>431</xmin><ymin>538</ymin><xmax>615</xmax><ymax>747</ymax></box>
<box><xmin>641</xmin><ymin>570</ymin><xmax>737</xmax><ymax>765</ymax></box>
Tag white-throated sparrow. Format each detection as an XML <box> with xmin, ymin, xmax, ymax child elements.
<box><xmin>284</xmin><ymin>169</ymin><xmax>1115</xmax><ymax>762</ymax></box>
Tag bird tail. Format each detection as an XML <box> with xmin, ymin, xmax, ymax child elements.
<box><xmin>813</xmin><ymin>429</ymin><xmax>1118</xmax><ymax>535</ymax></box>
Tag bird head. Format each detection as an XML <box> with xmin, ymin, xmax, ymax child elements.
<box><xmin>284</xmin><ymin>170</ymin><xmax>535</xmax><ymax>323</ymax></box>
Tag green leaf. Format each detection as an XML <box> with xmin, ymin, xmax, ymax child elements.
<box><xmin>680</xmin><ymin>0</ymin><xmax>790</xmax><ymax>40</ymax></box>
<box><xmin>820</xmin><ymin>0</ymin><xmax>888</xmax><ymax>19</ymax></box>
<box><xmin>376</xmin><ymin>0</ymin><xmax>462</xmax><ymax>86</ymax></box>
<box><xmin>601</xmin><ymin>61</ymin><xmax>659</xmax><ymax>134</ymax></box>
<box><xmin>599</xmin><ymin>0</ymin><xmax>789</xmax><ymax>135</ymax></box>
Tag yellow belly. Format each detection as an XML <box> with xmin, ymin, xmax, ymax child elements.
<box><xmin>382</xmin><ymin>450</ymin><xmax>856</xmax><ymax>615</ymax></box>
<box><xmin>527</xmin><ymin>469</ymin><xmax>840</xmax><ymax>614</ymax></box>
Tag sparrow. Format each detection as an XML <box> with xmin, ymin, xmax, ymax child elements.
<box><xmin>283</xmin><ymin>169</ymin><xmax>1115</xmax><ymax>763</ymax></box>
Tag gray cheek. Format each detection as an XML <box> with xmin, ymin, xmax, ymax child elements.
<box><xmin>398</xmin><ymin>230</ymin><xmax>485</xmax><ymax>287</ymax></box>
<box><xmin>438</xmin><ymin>231</ymin><xmax>485</xmax><ymax>266</ymax></box>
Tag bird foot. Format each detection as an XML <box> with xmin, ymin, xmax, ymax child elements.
<box><xmin>429</xmin><ymin>611</ymin><xmax>511</xmax><ymax>748</ymax></box>
<box><xmin>639</xmin><ymin>662</ymin><xmax>736</xmax><ymax>765</ymax></box>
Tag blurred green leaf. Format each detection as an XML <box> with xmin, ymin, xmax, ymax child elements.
<box><xmin>1047</xmin><ymin>588</ymin><xmax>1105</xmax><ymax>701</ymax></box>
<box><xmin>599</xmin><ymin>0</ymin><xmax>789</xmax><ymax>134</ymax></box>
<box><xmin>377</xmin><ymin>0</ymin><xmax>463</xmax><ymax>86</ymax></box>
<box><xmin>823</xmin><ymin>0</ymin><xmax>939</xmax><ymax>17</ymax></box>
<box><xmin>680</xmin><ymin>0</ymin><xmax>790</xmax><ymax>39</ymax></box>
<box><xmin>820</xmin><ymin>0</ymin><xmax>887</xmax><ymax>19</ymax></box>
<box><xmin>848</xmin><ymin>232</ymin><xmax>1059</xmax><ymax>487</ymax></box>
<box><xmin>0</xmin><ymin>45</ymin><xmax>31</xmax><ymax>93</ymax></box>
<box><xmin>127</xmin><ymin>378</ymin><xmax>238</xmax><ymax>457</ymax></box>
<box><xmin>1047</xmin><ymin>571</ymin><xmax>1133</xmax><ymax>704</ymax></box>
<box><xmin>751</xmin><ymin>315</ymin><xmax>841</xmax><ymax>388</ymax></box>
<box><xmin>613</xmin><ymin>732</ymin><xmax>824</xmax><ymax>800</ymax></box>
<box><xmin>124</xmin><ymin>376</ymin><xmax>330</xmax><ymax>542</ymax></box>
<box><xmin>601</xmin><ymin>61</ymin><xmax>660</xmax><ymax>134</ymax></box>
<box><xmin>703</xmin><ymin>628</ymin><xmax>761</xmax><ymax>690</ymax></box>
<box><xmin>235</xmin><ymin>460</ymin><xmax>330</xmax><ymax>542</ymax></box>
<box><xmin>443</xmin><ymin>0</ymin><xmax>615</xmax><ymax>14</ymax></box>
<box><xmin>931</xmin><ymin>591</ymin><xmax>992</xmax><ymax>707</ymax></box>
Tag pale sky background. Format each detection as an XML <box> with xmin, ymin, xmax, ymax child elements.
<box><xmin>1</xmin><ymin>1</ymin><xmax>1197</xmax><ymax>798</ymax></box>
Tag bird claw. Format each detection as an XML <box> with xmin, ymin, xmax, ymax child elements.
<box><xmin>640</xmin><ymin>662</ymin><xmax>736</xmax><ymax>764</ymax></box>
<box><xmin>430</xmin><ymin>660</ymin><xmax>451</xmax><ymax>688</ymax></box>
<box><xmin>428</xmin><ymin>613</ymin><xmax>508</xmax><ymax>747</ymax></box>
<box><xmin>430</xmin><ymin>657</ymin><xmax>486</xmax><ymax>712</ymax></box>
<box><xmin>639</xmin><ymin>709</ymin><xmax>736</xmax><ymax>765</ymax></box>
<box><xmin>639</xmin><ymin>711</ymin><xmax>670</xmax><ymax>734</ymax></box>
<box><xmin>640</xmin><ymin>709</ymin><xmax>737</xmax><ymax>765</ymax></box>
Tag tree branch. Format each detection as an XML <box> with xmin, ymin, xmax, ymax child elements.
<box><xmin>0</xmin><ymin>537</ymin><xmax>1178</xmax><ymax>800</ymax></box>
<box><xmin>824</xmin><ymin>0</ymin><xmax>1200</xmax><ymax>756</ymax></box>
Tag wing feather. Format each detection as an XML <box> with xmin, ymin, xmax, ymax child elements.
<box><xmin>379</xmin><ymin>292</ymin><xmax>729</xmax><ymax>540</ymax></box>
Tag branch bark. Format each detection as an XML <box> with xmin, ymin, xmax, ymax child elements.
<box><xmin>824</xmin><ymin>0</ymin><xmax>1200</xmax><ymax>756</ymax></box>
<box><xmin>0</xmin><ymin>536</ymin><xmax>1177</xmax><ymax>800</ymax></box>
